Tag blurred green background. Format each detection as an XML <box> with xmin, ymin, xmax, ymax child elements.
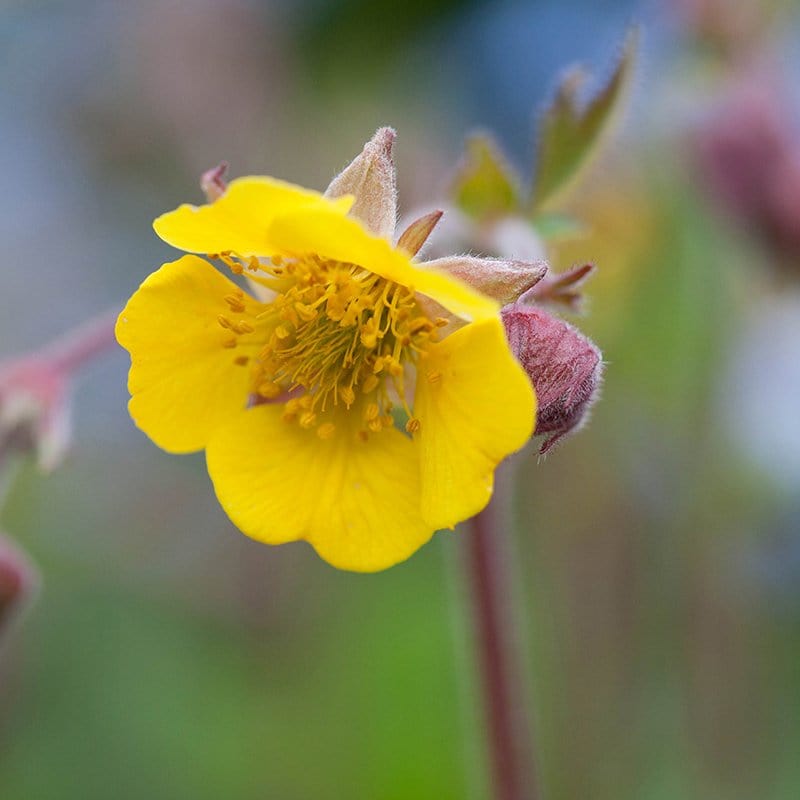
<box><xmin>2</xmin><ymin>0</ymin><xmax>800</xmax><ymax>798</ymax></box>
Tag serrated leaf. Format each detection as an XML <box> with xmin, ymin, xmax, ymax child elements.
<box><xmin>532</xmin><ymin>28</ymin><xmax>638</xmax><ymax>212</ymax></box>
<box><xmin>452</xmin><ymin>133</ymin><xmax>521</xmax><ymax>220</ymax></box>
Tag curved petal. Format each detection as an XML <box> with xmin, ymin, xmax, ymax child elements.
<box><xmin>413</xmin><ymin>318</ymin><xmax>536</xmax><ymax>530</ymax></box>
<box><xmin>153</xmin><ymin>177</ymin><xmax>353</xmax><ymax>257</ymax></box>
<box><xmin>268</xmin><ymin>207</ymin><xmax>499</xmax><ymax>323</ymax></box>
<box><xmin>206</xmin><ymin>406</ymin><xmax>432</xmax><ymax>572</ymax></box>
<box><xmin>116</xmin><ymin>255</ymin><xmax>263</xmax><ymax>453</ymax></box>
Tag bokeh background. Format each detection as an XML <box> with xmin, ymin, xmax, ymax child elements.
<box><xmin>2</xmin><ymin>0</ymin><xmax>800</xmax><ymax>798</ymax></box>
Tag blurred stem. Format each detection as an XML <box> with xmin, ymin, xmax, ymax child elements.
<box><xmin>466</xmin><ymin>462</ymin><xmax>540</xmax><ymax>800</ymax></box>
<box><xmin>41</xmin><ymin>309</ymin><xmax>119</xmax><ymax>374</ymax></box>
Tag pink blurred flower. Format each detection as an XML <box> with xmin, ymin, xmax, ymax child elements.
<box><xmin>696</xmin><ymin>78</ymin><xmax>800</xmax><ymax>270</ymax></box>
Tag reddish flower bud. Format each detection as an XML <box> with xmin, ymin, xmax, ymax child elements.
<box><xmin>501</xmin><ymin>304</ymin><xmax>602</xmax><ymax>454</ymax></box>
<box><xmin>0</xmin><ymin>356</ymin><xmax>71</xmax><ymax>471</ymax></box>
<box><xmin>0</xmin><ymin>535</ymin><xmax>38</xmax><ymax>635</ymax></box>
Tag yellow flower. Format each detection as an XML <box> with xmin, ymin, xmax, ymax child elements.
<box><xmin>116</xmin><ymin>129</ymin><xmax>536</xmax><ymax>571</ymax></box>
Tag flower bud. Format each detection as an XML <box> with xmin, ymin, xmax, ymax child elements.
<box><xmin>424</xmin><ymin>255</ymin><xmax>548</xmax><ymax>306</ymax></box>
<box><xmin>325</xmin><ymin>127</ymin><xmax>397</xmax><ymax>239</ymax></box>
<box><xmin>0</xmin><ymin>535</ymin><xmax>38</xmax><ymax>635</ymax></box>
<box><xmin>0</xmin><ymin>356</ymin><xmax>72</xmax><ymax>472</ymax></box>
<box><xmin>501</xmin><ymin>304</ymin><xmax>602</xmax><ymax>454</ymax></box>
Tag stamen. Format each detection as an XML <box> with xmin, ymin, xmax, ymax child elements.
<box><xmin>405</xmin><ymin>418</ymin><xmax>421</xmax><ymax>434</ymax></box>
<box><xmin>243</xmin><ymin>254</ymin><xmax>436</xmax><ymax>436</ymax></box>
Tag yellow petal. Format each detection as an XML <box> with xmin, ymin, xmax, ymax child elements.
<box><xmin>268</xmin><ymin>207</ymin><xmax>499</xmax><ymax>323</ymax></box>
<box><xmin>116</xmin><ymin>255</ymin><xmax>262</xmax><ymax>453</ymax></box>
<box><xmin>413</xmin><ymin>318</ymin><xmax>536</xmax><ymax>530</ymax></box>
<box><xmin>206</xmin><ymin>406</ymin><xmax>432</xmax><ymax>572</ymax></box>
<box><xmin>153</xmin><ymin>177</ymin><xmax>353</xmax><ymax>257</ymax></box>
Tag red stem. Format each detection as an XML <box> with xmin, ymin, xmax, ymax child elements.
<box><xmin>41</xmin><ymin>310</ymin><xmax>119</xmax><ymax>374</ymax></box>
<box><xmin>467</xmin><ymin>472</ymin><xmax>540</xmax><ymax>800</ymax></box>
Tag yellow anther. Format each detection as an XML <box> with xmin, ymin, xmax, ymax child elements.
<box><xmin>361</xmin><ymin>373</ymin><xmax>379</xmax><ymax>394</ymax></box>
<box><xmin>405</xmin><ymin>417</ymin><xmax>421</xmax><ymax>434</ymax></box>
<box><xmin>224</xmin><ymin>294</ymin><xmax>246</xmax><ymax>313</ymax></box>
<box><xmin>427</xmin><ymin>369</ymin><xmax>442</xmax><ymax>384</ymax></box>
<box><xmin>271</xmin><ymin>255</ymin><xmax>283</xmax><ymax>266</ymax></box>
<box><xmin>275</xmin><ymin>324</ymin><xmax>291</xmax><ymax>340</ymax></box>
<box><xmin>388</xmin><ymin>359</ymin><xmax>404</xmax><ymax>377</ymax></box>
<box><xmin>217</xmin><ymin>315</ymin><xmax>232</xmax><ymax>329</ymax></box>
<box><xmin>220</xmin><ymin>253</ymin><xmax>243</xmax><ymax>274</ymax></box>
<box><xmin>234</xmin><ymin>355</ymin><xmax>249</xmax><ymax>366</ymax></box>
<box><xmin>295</xmin><ymin>302</ymin><xmax>317</xmax><ymax>322</ymax></box>
<box><xmin>367</xmin><ymin>417</ymin><xmax>384</xmax><ymax>433</ymax></box>
<box><xmin>317</xmin><ymin>422</ymin><xmax>336</xmax><ymax>440</ymax></box>
<box><xmin>365</xmin><ymin>403</ymin><xmax>380</xmax><ymax>421</ymax></box>
<box><xmin>221</xmin><ymin>335</ymin><xmax>237</xmax><ymax>349</ymax></box>
<box><xmin>340</xmin><ymin>386</ymin><xmax>356</xmax><ymax>407</ymax></box>
<box><xmin>234</xmin><ymin>321</ymin><xmax>255</xmax><ymax>334</ymax></box>
<box><xmin>435</xmin><ymin>317</ymin><xmax>449</xmax><ymax>327</ymax></box>
<box><xmin>299</xmin><ymin>410</ymin><xmax>317</xmax><ymax>429</ymax></box>
<box><xmin>257</xmin><ymin>381</ymin><xmax>282</xmax><ymax>399</ymax></box>
<box><xmin>360</xmin><ymin>317</ymin><xmax>379</xmax><ymax>349</ymax></box>
<box><xmin>372</xmin><ymin>357</ymin><xmax>385</xmax><ymax>374</ymax></box>
<box><xmin>408</xmin><ymin>318</ymin><xmax>433</xmax><ymax>335</ymax></box>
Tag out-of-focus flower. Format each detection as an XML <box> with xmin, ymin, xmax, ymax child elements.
<box><xmin>695</xmin><ymin>78</ymin><xmax>800</xmax><ymax>272</ymax></box>
<box><xmin>116</xmin><ymin>128</ymin><xmax>539</xmax><ymax>572</ymax></box>
<box><xmin>0</xmin><ymin>313</ymin><xmax>117</xmax><ymax>472</ymax></box>
<box><xmin>0</xmin><ymin>356</ymin><xmax>72</xmax><ymax>472</ymax></box>
<box><xmin>0</xmin><ymin>535</ymin><xmax>39</xmax><ymax>636</ymax></box>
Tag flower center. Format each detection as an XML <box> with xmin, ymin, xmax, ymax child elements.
<box><xmin>222</xmin><ymin>254</ymin><xmax>443</xmax><ymax>439</ymax></box>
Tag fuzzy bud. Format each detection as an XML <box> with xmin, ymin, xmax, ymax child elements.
<box><xmin>424</xmin><ymin>255</ymin><xmax>548</xmax><ymax>306</ymax></box>
<box><xmin>502</xmin><ymin>304</ymin><xmax>602</xmax><ymax>454</ymax></box>
<box><xmin>325</xmin><ymin>127</ymin><xmax>397</xmax><ymax>239</ymax></box>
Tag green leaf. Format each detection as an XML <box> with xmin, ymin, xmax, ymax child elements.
<box><xmin>451</xmin><ymin>133</ymin><xmax>521</xmax><ymax>220</ymax></box>
<box><xmin>532</xmin><ymin>28</ymin><xmax>639</xmax><ymax>212</ymax></box>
